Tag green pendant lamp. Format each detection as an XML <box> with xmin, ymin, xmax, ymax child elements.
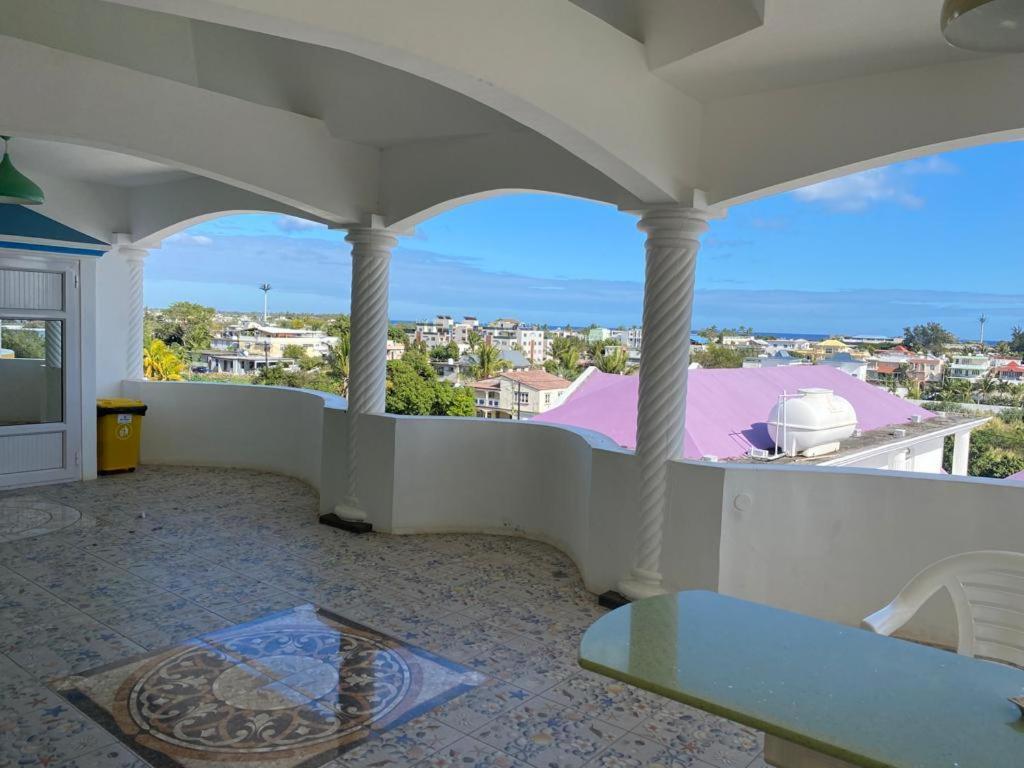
<box><xmin>942</xmin><ymin>0</ymin><xmax>1024</xmax><ymax>52</ymax></box>
<box><xmin>0</xmin><ymin>136</ymin><xmax>44</xmax><ymax>205</ymax></box>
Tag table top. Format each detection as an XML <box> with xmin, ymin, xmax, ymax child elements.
<box><xmin>579</xmin><ymin>591</ymin><xmax>1024</xmax><ymax>768</ymax></box>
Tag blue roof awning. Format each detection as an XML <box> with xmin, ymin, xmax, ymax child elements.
<box><xmin>0</xmin><ymin>205</ymin><xmax>108</xmax><ymax>256</ymax></box>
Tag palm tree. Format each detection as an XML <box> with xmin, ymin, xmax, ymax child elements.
<box><xmin>143</xmin><ymin>339</ymin><xmax>185</xmax><ymax>381</ymax></box>
<box><xmin>467</xmin><ymin>330</ymin><xmax>482</xmax><ymax>354</ymax></box>
<box><xmin>259</xmin><ymin>283</ymin><xmax>272</xmax><ymax>323</ymax></box>
<box><xmin>975</xmin><ymin>375</ymin><xmax>998</xmax><ymax>400</ymax></box>
<box><xmin>327</xmin><ymin>335</ymin><xmax>350</xmax><ymax>395</ymax></box>
<box><xmin>471</xmin><ymin>341</ymin><xmax>506</xmax><ymax>380</ymax></box>
<box><xmin>594</xmin><ymin>346</ymin><xmax>630</xmax><ymax>374</ymax></box>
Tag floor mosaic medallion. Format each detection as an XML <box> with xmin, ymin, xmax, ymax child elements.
<box><xmin>54</xmin><ymin>605</ymin><xmax>484</xmax><ymax>768</ymax></box>
<box><xmin>0</xmin><ymin>495</ymin><xmax>82</xmax><ymax>542</ymax></box>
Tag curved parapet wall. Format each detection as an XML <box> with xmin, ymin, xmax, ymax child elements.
<box><xmin>123</xmin><ymin>380</ymin><xmax>343</xmax><ymax>490</ymax></box>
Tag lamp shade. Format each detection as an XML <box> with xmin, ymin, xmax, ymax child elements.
<box><xmin>0</xmin><ymin>137</ymin><xmax>43</xmax><ymax>205</ymax></box>
<box><xmin>942</xmin><ymin>0</ymin><xmax>1024</xmax><ymax>52</ymax></box>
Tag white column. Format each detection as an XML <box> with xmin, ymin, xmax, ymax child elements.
<box><xmin>122</xmin><ymin>244</ymin><xmax>148</xmax><ymax>380</ymax></box>
<box><xmin>335</xmin><ymin>224</ymin><xmax>398</xmax><ymax>522</ymax></box>
<box><xmin>952</xmin><ymin>430</ymin><xmax>972</xmax><ymax>476</ymax></box>
<box><xmin>619</xmin><ymin>205</ymin><xmax>710</xmax><ymax>600</ymax></box>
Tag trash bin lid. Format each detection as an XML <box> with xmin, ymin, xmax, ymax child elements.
<box><xmin>97</xmin><ymin>398</ymin><xmax>147</xmax><ymax>415</ymax></box>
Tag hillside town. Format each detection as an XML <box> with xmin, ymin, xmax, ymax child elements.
<box><xmin>111</xmin><ymin>303</ymin><xmax>1024</xmax><ymax>483</ymax></box>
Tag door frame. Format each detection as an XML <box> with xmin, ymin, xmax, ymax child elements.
<box><xmin>0</xmin><ymin>251</ymin><xmax>82</xmax><ymax>488</ymax></box>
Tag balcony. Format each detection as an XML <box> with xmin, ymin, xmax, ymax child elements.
<box><xmin>4</xmin><ymin>379</ymin><xmax>1024</xmax><ymax>767</ymax></box>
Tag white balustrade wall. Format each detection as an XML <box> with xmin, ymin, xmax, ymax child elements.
<box><xmin>124</xmin><ymin>380</ymin><xmax>1024</xmax><ymax>649</ymax></box>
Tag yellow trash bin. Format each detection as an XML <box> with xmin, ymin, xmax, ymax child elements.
<box><xmin>97</xmin><ymin>398</ymin><xmax>147</xmax><ymax>475</ymax></box>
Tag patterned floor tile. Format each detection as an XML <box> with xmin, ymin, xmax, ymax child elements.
<box><xmin>540</xmin><ymin>671</ymin><xmax>663</xmax><ymax>730</ymax></box>
<box><xmin>635</xmin><ymin>703</ymin><xmax>763</xmax><ymax>768</ymax></box>
<box><xmin>472</xmin><ymin>700</ymin><xmax>625</xmax><ymax>768</ymax></box>
<box><xmin>0</xmin><ymin>468</ymin><xmax>765</xmax><ymax>768</ymax></box>
<box><xmin>415</xmin><ymin>736</ymin><xmax>529</xmax><ymax>767</ymax></box>
<box><xmin>431</xmin><ymin>679</ymin><xmax>532</xmax><ymax>733</ymax></box>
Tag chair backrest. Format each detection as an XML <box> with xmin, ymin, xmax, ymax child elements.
<box><xmin>878</xmin><ymin>551</ymin><xmax>1024</xmax><ymax>667</ymax></box>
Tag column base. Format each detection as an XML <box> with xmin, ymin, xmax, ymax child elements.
<box><xmin>598</xmin><ymin>590</ymin><xmax>631</xmax><ymax>609</ymax></box>
<box><xmin>319</xmin><ymin>501</ymin><xmax>372</xmax><ymax>533</ymax></box>
<box><xmin>318</xmin><ymin>512</ymin><xmax>373</xmax><ymax>534</ymax></box>
<box><xmin>617</xmin><ymin>571</ymin><xmax>668</xmax><ymax>601</ymax></box>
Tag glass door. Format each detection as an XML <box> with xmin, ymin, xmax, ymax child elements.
<box><xmin>0</xmin><ymin>255</ymin><xmax>80</xmax><ymax>487</ymax></box>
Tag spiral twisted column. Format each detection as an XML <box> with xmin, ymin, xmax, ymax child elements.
<box><xmin>618</xmin><ymin>205</ymin><xmax>710</xmax><ymax>600</ymax></box>
<box><xmin>123</xmin><ymin>246</ymin><xmax>148</xmax><ymax>380</ymax></box>
<box><xmin>336</xmin><ymin>226</ymin><xmax>397</xmax><ymax>522</ymax></box>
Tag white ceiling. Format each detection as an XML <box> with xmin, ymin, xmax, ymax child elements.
<box><xmin>8</xmin><ymin>138</ymin><xmax>190</xmax><ymax>188</ymax></box>
<box><xmin>649</xmin><ymin>0</ymin><xmax>986</xmax><ymax>101</ymax></box>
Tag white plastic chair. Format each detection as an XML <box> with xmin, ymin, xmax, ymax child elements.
<box><xmin>862</xmin><ymin>550</ymin><xmax>1024</xmax><ymax>667</ymax></box>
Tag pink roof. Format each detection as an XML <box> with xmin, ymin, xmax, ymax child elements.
<box><xmin>533</xmin><ymin>366</ymin><xmax>936</xmax><ymax>459</ymax></box>
<box><xmin>1006</xmin><ymin>470</ymin><xmax>1024</xmax><ymax>484</ymax></box>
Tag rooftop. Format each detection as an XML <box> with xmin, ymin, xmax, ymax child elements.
<box><xmin>0</xmin><ymin>467</ymin><xmax>764</xmax><ymax>768</ymax></box>
<box><xmin>501</xmin><ymin>370</ymin><xmax>572</xmax><ymax>391</ymax></box>
<box><xmin>534</xmin><ymin>366</ymin><xmax>938</xmax><ymax>459</ymax></box>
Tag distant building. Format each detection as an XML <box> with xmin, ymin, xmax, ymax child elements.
<box><xmin>386</xmin><ymin>339</ymin><xmax>405</xmax><ymax>361</ymax></box>
<box><xmin>213</xmin><ymin>323</ymin><xmax>336</xmax><ymax>358</ymax></box>
<box><xmin>472</xmin><ymin>370</ymin><xmax>571</xmax><ymax>419</ymax></box>
<box><xmin>435</xmin><ymin>349</ymin><xmax>531</xmax><ymax>382</ymax></box>
<box><xmin>947</xmin><ymin>355</ymin><xmax>990</xmax><ymax>383</ymax></box>
<box><xmin>820</xmin><ymin>352</ymin><xmax>868</xmax><ymax>381</ymax></box>
<box><xmin>906</xmin><ymin>355</ymin><xmax>944</xmax><ymax>384</ymax></box>
<box><xmin>200</xmin><ymin>351</ymin><xmax>293</xmax><ymax>375</ymax></box>
<box><xmin>588</xmin><ymin>327</ymin><xmax>612</xmax><ymax>343</ymax></box>
<box><xmin>995</xmin><ymin>361</ymin><xmax>1024</xmax><ymax>384</ymax></box>
<box><xmin>609</xmin><ymin>327</ymin><xmax>643</xmax><ymax>349</ymax></box>
<box><xmin>743</xmin><ymin>350</ymin><xmax>809</xmax><ymax>370</ymax></box>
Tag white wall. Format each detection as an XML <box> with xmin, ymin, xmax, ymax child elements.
<box><xmin>124</xmin><ymin>380</ymin><xmax>341</xmax><ymax>489</ymax></box>
<box><xmin>94</xmin><ymin>248</ymin><xmax>131</xmax><ymax>399</ymax></box>
<box><xmin>718</xmin><ymin>464</ymin><xmax>1024</xmax><ymax>646</ymax></box>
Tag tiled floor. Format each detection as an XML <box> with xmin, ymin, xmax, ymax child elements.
<box><xmin>0</xmin><ymin>467</ymin><xmax>766</xmax><ymax>768</ymax></box>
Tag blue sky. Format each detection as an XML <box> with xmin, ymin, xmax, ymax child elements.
<box><xmin>147</xmin><ymin>141</ymin><xmax>1024</xmax><ymax>339</ymax></box>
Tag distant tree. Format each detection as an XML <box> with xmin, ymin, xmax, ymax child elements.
<box><xmin>385</xmin><ymin>358</ymin><xmax>474</xmax><ymax>416</ymax></box>
<box><xmin>402</xmin><ymin>345</ymin><xmax>437</xmax><ymax>379</ymax></box>
<box><xmin>387</xmin><ymin>325</ymin><xmax>407</xmax><ymax>343</ymax></box>
<box><xmin>902</xmin><ymin>322</ymin><xmax>957</xmax><ymax>353</ymax></box>
<box><xmin>326</xmin><ymin>335</ymin><xmax>350</xmax><ymax>394</ymax></box>
<box><xmin>429</xmin><ymin>342</ymin><xmax>460</xmax><ymax>361</ymax></box>
<box><xmin>692</xmin><ymin>344</ymin><xmax>745</xmax><ymax>369</ymax></box>
<box><xmin>323</xmin><ymin>314</ymin><xmax>351</xmax><ymax>340</ymax></box>
<box><xmin>548</xmin><ymin>336</ymin><xmax>585</xmax><ymax>379</ymax></box>
<box><xmin>143</xmin><ymin>339</ymin><xmax>185</xmax><ymax>381</ymax></box>
<box><xmin>152</xmin><ymin>302</ymin><xmax>216</xmax><ymax>352</ymax></box>
<box><xmin>973</xmin><ymin>448</ymin><xmax>1024</xmax><ymax>479</ymax></box>
<box><xmin>594</xmin><ymin>346</ymin><xmax>631</xmax><ymax>374</ymax></box>
<box><xmin>471</xmin><ymin>341</ymin><xmax>507</xmax><ymax>380</ymax></box>
<box><xmin>281</xmin><ymin>343</ymin><xmax>309</xmax><ymax>361</ymax></box>
<box><xmin>996</xmin><ymin>340</ymin><xmax>1014</xmax><ymax>357</ymax></box>
<box><xmin>466</xmin><ymin>330</ymin><xmax>483</xmax><ymax>354</ymax></box>
<box><xmin>1010</xmin><ymin>326</ymin><xmax>1024</xmax><ymax>355</ymax></box>
<box><xmin>1</xmin><ymin>328</ymin><xmax>44</xmax><ymax>358</ymax></box>
<box><xmin>974</xmin><ymin>376</ymin><xmax>998</xmax><ymax>398</ymax></box>
<box><xmin>431</xmin><ymin>382</ymin><xmax>476</xmax><ymax>416</ymax></box>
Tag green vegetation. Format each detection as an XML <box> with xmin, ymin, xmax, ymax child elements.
<box><xmin>143</xmin><ymin>339</ymin><xmax>185</xmax><ymax>381</ymax></box>
<box><xmin>692</xmin><ymin>344</ymin><xmax>746</xmax><ymax>369</ymax></box>
<box><xmin>593</xmin><ymin>345</ymin><xmax>631</xmax><ymax>374</ymax></box>
<box><xmin>1</xmin><ymin>328</ymin><xmax>44</xmax><ymax>358</ymax></box>
<box><xmin>902</xmin><ymin>322</ymin><xmax>957</xmax><ymax>354</ymax></box>
<box><xmin>939</xmin><ymin>409</ymin><xmax>1024</xmax><ymax>478</ymax></box>
<box><xmin>470</xmin><ymin>340</ymin><xmax>508</xmax><ymax>380</ymax></box>
<box><xmin>544</xmin><ymin>336</ymin><xmax>585</xmax><ymax>380</ymax></box>
<box><xmin>386</xmin><ymin>346</ymin><xmax>475</xmax><ymax>416</ymax></box>
<box><xmin>149</xmin><ymin>301</ymin><xmax>217</xmax><ymax>355</ymax></box>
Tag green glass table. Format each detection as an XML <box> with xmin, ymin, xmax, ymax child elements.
<box><xmin>579</xmin><ymin>590</ymin><xmax>1024</xmax><ymax>768</ymax></box>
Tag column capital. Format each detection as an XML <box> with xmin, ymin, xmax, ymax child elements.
<box><xmin>112</xmin><ymin>234</ymin><xmax>148</xmax><ymax>261</ymax></box>
<box><xmin>636</xmin><ymin>205</ymin><xmax>715</xmax><ymax>244</ymax></box>
<box><xmin>345</xmin><ymin>226</ymin><xmax>399</xmax><ymax>254</ymax></box>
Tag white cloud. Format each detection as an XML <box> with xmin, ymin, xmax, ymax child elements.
<box><xmin>901</xmin><ymin>155</ymin><xmax>957</xmax><ymax>175</ymax></box>
<box><xmin>274</xmin><ymin>215</ymin><xmax>326</xmax><ymax>232</ymax></box>
<box><xmin>792</xmin><ymin>168</ymin><xmax>923</xmax><ymax>212</ymax></box>
<box><xmin>792</xmin><ymin>154</ymin><xmax>957</xmax><ymax>213</ymax></box>
<box><xmin>165</xmin><ymin>233</ymin><xmax>213</xmax><ymax>246</ymax></box>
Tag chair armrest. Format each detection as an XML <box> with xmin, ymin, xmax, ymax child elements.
<box><xmin>861</xmin><ymin>601</ymin><xmax>916</xmax><ymax>636</ymax></box>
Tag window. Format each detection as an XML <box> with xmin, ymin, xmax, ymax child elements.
<box><xmin>0</xmin><ymin>318</ymin><xmax>63</xmax><ymax>426</ymax></box>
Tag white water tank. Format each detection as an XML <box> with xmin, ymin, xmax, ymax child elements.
<box><xmin>767</xmin><ymin>388</ymin><xmax>857</xmax><ymax>457</ymax></box>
